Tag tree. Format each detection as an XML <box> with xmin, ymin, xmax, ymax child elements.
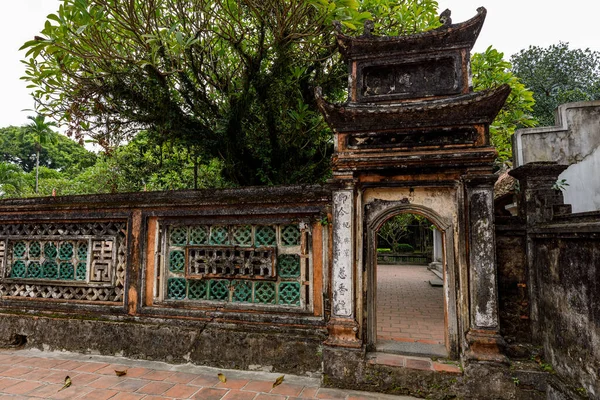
<box><xmin>511</xmin><ymin>42</ymin><xmax>600</xmax><ymax>126</ymax></box>
<box><xmin>24</xmin><ymin>114</ymin><xmax>58</xmax><ymax>193</ymax></box>
<box><xmin>471</xmin><ymin>46</ymin><xmax>536</xmax><ymax>163</ymax></box>
<box><xmin>0</xmin><ymin>162</ymin><xmax>28</xmax><ymax>198</ymax></box>
<box><xmin>0</xmin><ymin>125</ymin><xmax>96</xmax><ymax>174</ymax></box>
<box><xmin>21</xmin><ymin>0</ymin><xmax>440</xmax><ymax>186</ymax></box>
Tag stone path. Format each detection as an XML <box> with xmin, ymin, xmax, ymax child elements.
<box><xmin>377</xmin><ymin>264</ymin><xmax>445</xmax><ymax>345</ymax></box>
<box><xmin>0</xmin><ymin>349</ymin><xmax>418</xmax><ymax>400</ymax></box>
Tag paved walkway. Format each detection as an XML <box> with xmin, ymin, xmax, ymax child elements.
<box><xmin>0</xmin><ymin>349</ymin><xmax>417</xmax><ymax>400</ymax></box>
<box><xmin>377</xmin><ymin>264</ymin><xmax>444</xmax><ymax>345</ymax></box>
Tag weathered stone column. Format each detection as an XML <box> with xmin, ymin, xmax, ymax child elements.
<box><xmin>509</xmin><ymin>162</ymin><xmax>571</xmax><ymax>226</ymax></box>
<box><xmin>463</xmin><ymin>175</ymin><xmax>506</xmax><ymax>362</ymax></box>
<box><xmin>325</xmin><ymin>188</ymin><xmax>361</xmax><ymax>347</ymax></box>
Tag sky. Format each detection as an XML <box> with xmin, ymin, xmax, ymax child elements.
<box><xmin>0</xmin><ymin>0</ymin><xmax>599</xmax><ymax>129</ymax></box>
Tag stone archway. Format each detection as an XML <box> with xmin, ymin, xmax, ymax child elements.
<box><xmin>364</xmin><ymin>200</ymin><xmax>458</xmax><ymax>358</ymax></box>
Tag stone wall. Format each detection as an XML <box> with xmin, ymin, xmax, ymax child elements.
<box><xmin>495</xmin><ymin>216</ymin><xmax>530</xmax><ymax>354</ymax></box>
<box><xmin>509</xmin><ymin>163</ymin><xmax>600</xmax><ymax>399</ymax></box>
<box><xmin>532</xmin><ymin>213</ymin><xmax>600</xmax><ymax>398</ymax></box>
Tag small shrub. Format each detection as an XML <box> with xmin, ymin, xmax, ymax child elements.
<box><xmin>393</xmin><ymin>243</ymin><xmax>414</xmax><ymax>253</ymax></box>
<box><xmin>377</xmin><ymin>248</ymin><xmax>391</xmax><ymax>253</ymax></box>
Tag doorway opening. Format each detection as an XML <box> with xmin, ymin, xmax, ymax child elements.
<box><xmin>374</xmin><ymin>212</ymin><xmax>447</xmax><ymax>357</ymax></box>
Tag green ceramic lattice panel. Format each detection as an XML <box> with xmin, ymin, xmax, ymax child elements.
<box><xmin>278</xmin><ymin>254</ymin><xmax>301</xmax><ymax>278</ymax></box>
<box><xmin>255</xmin><ymin>226</ymin><xmax>276</xmax><ymax>246</ymax></box>
<box><xmin>209</xmin><ymin>226</ymin><xmax>229</xmax><ymax>245</ymax></box>
<box><xmin>13</xmin><ymin>242</ymin><xmax>26</xmax><ymax>258</ymax></box>
<box><xmin>44</xmin><ymin>242</ymin><xmax>58</xmax><ymax>258</ymax></box>
<box><xmin>232</xmin><ymin>226</ymin><xmax>252</xmax><ymax>246</ymax></box>
<box><xmin>254</xmin><ymin>281</ymin><xmax>276</xmax><ymax>304</ymax></box>
<box><xmin>9</xmin><ymin>261</ymin><xmax>26</xmax><ymax>278</ymax></box>
<box><xmin>59</xmin><ymin>243</ymin><xmax>74</xmax><ymax>260</ymax></box>
<box><xmin>188</xmin><ymin>280</ymin><xmax>208</xmax><ymax>300</ymax></box>
<box><xmin>76</xmin><ymin>262</ymin><xmax>87</xmax><ymax>281</ymax></box>
<box><xmin>26</xmin><ymin>262</ymin><xmax>41</xmax><ymax>278</ymax></box>
<box><xmin>167</xmin><ymin>278</ymin><xmax>187</xmax><ymax>300</ymax></box>
<box><xmin>29</xmin><ymin>242</ymin><xmax>41</xmax><ymax>258</ymax></box>
<box><xmin>170</xmin><ymin>226</ymin><xmax>188</xmax><ymax>246</ymax></box>
<box><xmin>209</xmin><ymin>279</ymin><xmax>230</xmax><ymax>300</ymax></box>
<box><xmin>169</xmin><ymin>250</ymin><xmax>185</xmax><ymax>273</ymax></box>
<box><xmin>77</xmin><ymin>243</ymin><xmax>88</xmax><ymax>260</ymax></box>
<box><xmin>189</xmin><ymin>226</ymin><xmax>209</xmax><ymax>245</ymax></box>
<box><xmin>278</xmin><ymin>282</ymin><xmax>301</xmax><ymax>306</ymax></box>
<box><xmin>281</xmin><ymin>225</ymin><xmax>301</xmax><ymax>246</ymax></box>
<box><xmin>41</xmin><ymin>260</ymin><xmax>59</xmax><ymax>279</ymax></box>
<box><xmin>59</xmin><ymin>262</ymin><xmax>75</xmax><ymax>280</ymax></box>
<box><xmin>232</xmin><ymin>280</ymin><xmax>252</xmax><ymax>302</ymax></box>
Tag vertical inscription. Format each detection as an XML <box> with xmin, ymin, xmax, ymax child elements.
<box><xmin>0</xmin><ymin>240</ymin><xmax>4</xmax><ymax>279</ymax></box>
<box><xmin>332</xmin><ymin>190</ymin><xmax>354</xmax><ymax>317</ymax></box>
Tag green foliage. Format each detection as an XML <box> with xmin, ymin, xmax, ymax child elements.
<box><xmin>358</xmin><ymin>0</ymin><xmax>440</xmax><ymax>35</ymax></box>
<box><xmin>511</xmin><ymin>42</ymin><xmax>600</xmax><ymax>126</ymax></box>
<box><xmin>393</xmin><ymin>243</ymin><xmax>414</xmax><ymax>253</ymax></box>
<box><xmin>21</xmin><ymin>0</ymin><xmax>440</xmax><ymax>186</ymax></box>
<box><xmin>0</xmin><ymin>162</ymin><xmax>28</xmax><ymax>198</ymax></box>
<box><xmin>471</xmin><ymin>46</ymin><xmax>536</xmax><ymax>164</ymax></box>
<box><xmin>0</xmin><ymin>125</ymin><xmax>96</xmax><ymax>173</ymax></box>
<box><xmin>377</xmin><ymin>213</ymin><xmax>431</xmax><ymax>251</ymax></box>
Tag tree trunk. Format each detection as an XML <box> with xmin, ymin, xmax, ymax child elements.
<box><xmin>35</xmin><ymin>149</ymin><xmax>40</xmax><ymax>194</ymax></box>
<box><xmin>193</xmin><ymin>155</ymin><xmax>198</xmax><ymax>190</ymax></box>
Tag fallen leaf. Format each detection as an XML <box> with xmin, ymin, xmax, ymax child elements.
<box><xmin>58</xmin><ymin>375</ymin><xmax>71</xmax><ymax>392</ymax></box>
<box><xmin>115</xmin><ymin>370</ymin><xmax>127</xmax><ymax>377</ymax></box>
<box><xmin>273</xmin><ymin>375</ymin><xmax>285</xmax><ymax>388</ymax></box>
<box><xmin>218</xmin><ymin>373</ymin><xmax>227</xmax><ymax>383</ymax></box>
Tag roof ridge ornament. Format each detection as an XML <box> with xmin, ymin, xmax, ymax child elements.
<box><xmin>362</xmin><ymin>20</ymin><xmax>375</xmax><ymax>37</ymax></box>
<box><xmin>438</xmin><ymin>9</ymin><xmax>452</xmax><ymax>28</ymax></box>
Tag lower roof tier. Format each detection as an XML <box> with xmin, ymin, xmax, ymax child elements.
<box><xmin>316</xmin><ymin>84</ymin><xmax>511</xmax><ymax>133</ymax></box>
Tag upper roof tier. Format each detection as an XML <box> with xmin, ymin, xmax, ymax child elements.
<box><xmin>335</xmin><ymin>7</ymin><xmax>486</xmax><ymax>61</ymax></box>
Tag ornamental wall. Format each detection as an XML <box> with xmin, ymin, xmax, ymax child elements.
<box><xmin>0</xmin><ymin>187</ymin><xmax>331</xmax><ymax>374</ymax></box>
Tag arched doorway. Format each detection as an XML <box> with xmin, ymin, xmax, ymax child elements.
<box><xmin>376</xmin><ymin>213</ymin><xmax>445</xmax><ymax>356</ymax></box>
<box><xmin>364</xmin><ymin>201</ymin><xmax>459</xmax><ymax>358</ymax></box>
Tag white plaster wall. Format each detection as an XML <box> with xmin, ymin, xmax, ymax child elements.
<box><xmin>560</xmin><ymin>145</ymin><xmax>600</xmax><ymax>213</ymax></box>
<box><xmin>514</xmin><ymin>100</ymin><xmax>600</xmax><ymax>213</ymax></box>
<box><xmin>363</xmin><ymin>187</ymin><xmax>457</xmax><ymax>228</ymax></box>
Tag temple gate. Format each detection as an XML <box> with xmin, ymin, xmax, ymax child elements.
<box><xmin>316</xmin><ymin>7</ymin><xmax>510</xmax><ymax>363</ymax></box>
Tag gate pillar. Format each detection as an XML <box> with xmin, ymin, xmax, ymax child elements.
<box><xmin>325</xmin><ymin>185</ymin><xmax>361</xmax><ymax>347</ymax></box>
<box><xmin>464</xmin><ymin>175</ymin><xmax>507</xmax><ymax>362</ymax></box>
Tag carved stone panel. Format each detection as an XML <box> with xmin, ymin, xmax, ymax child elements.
<box><xmin>332</xmin><ymin>190</ymin><xmax>354</xmax><ymax>318</ymax></box>
<box><xmin>91</xmin><ymin>240</ymin><xmax>114</xmax><ymax>282</ymax></box>
<box><xmin>187</xmin><ymin>247</ymin><xmax>276</xmax><ymax>278</ymax></box>
<box><xmin>357</xmin><ymin>56</ymin><xmax>460</xmax><ymax>102</ymax></box>
<box><xmin>346</xmin><ymin>126</ymin><xmax>478</xmax><ymax>149</ymax></box>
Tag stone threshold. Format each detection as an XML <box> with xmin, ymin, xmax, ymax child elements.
<box><xmin>376</xmin><ymin>339</ymin><xmax>447</xmax><ymax>358</ymax></box>
<box><xmin>367</xmin><ymin>352</ymin><xmax>462</xmax><ymax>374</ymax></box>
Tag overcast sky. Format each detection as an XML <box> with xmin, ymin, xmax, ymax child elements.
<box><xmin>1</xmin><ymin>0</ymin><xmax>599</xmax><ymax>129</ymax></box>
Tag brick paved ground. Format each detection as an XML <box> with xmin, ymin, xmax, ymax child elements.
<box><xmin>0</xmin><ymin>349</ymin><xmax>417</xmax><ymax>400</ymax></box>
<box><xmin>376</xmin><ymin>264</ymin><xmax>445</xmax><ymax>345</ymax></box>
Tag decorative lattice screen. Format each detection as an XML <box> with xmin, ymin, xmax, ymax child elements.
<box><xmin>0</xmin><ymin>222</ymin><xmax>127</xmax><ymax>302</ymax></box>
<box><xmin>162</xmin><ymin>223</ymin><xmax>307</xmax><ymax>308</ymax></box>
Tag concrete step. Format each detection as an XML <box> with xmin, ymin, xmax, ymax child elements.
<box><xmin>430</xmin><ymin>268</ymin><xmax>443</xmax><ymax>280</ymax></box>
<box><xmin>429</xmin><ymin>277</ymin><xmax>443</xmax><ymax>287</ymax></box>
